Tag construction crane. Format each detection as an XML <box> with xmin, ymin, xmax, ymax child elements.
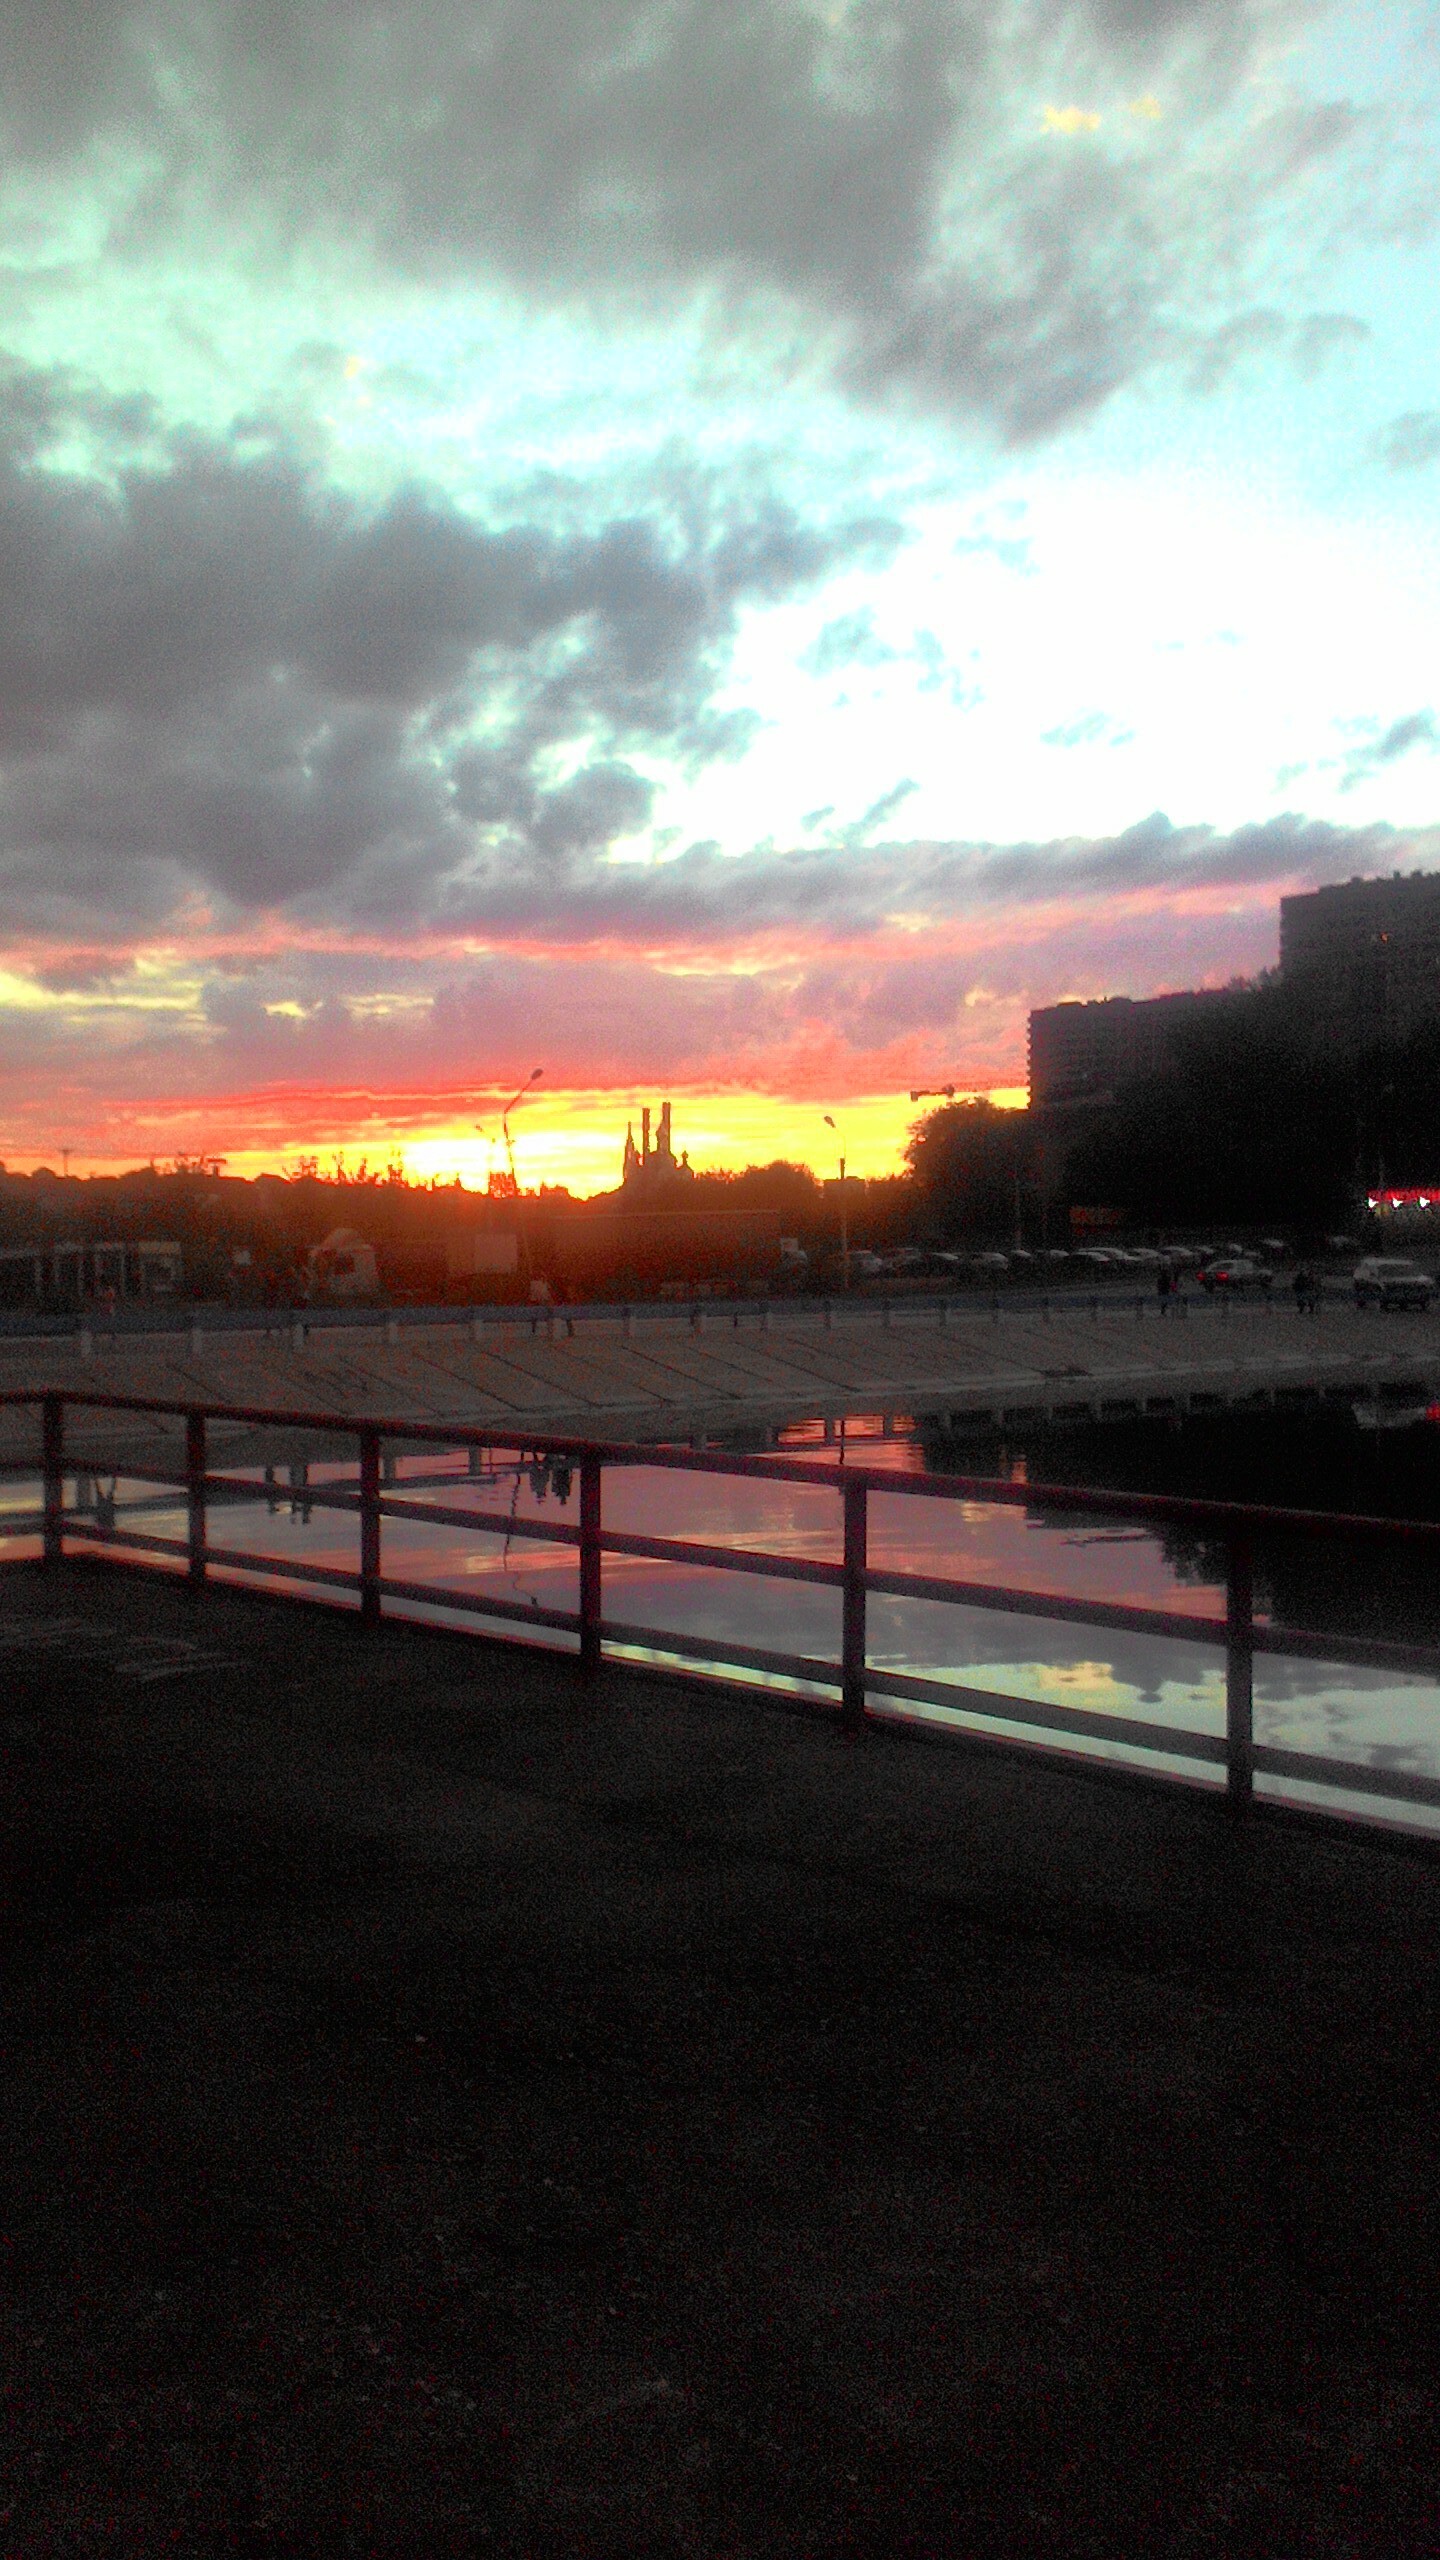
<box><xmin>477</xmin><ymin>1065</ymin><xmax>544</xmax><ymax>1198</ymax></box>
<box><xmin>502</xmin><ymin>1067</ymin><xmax>544</xmax><ymax>1193</ymax></box>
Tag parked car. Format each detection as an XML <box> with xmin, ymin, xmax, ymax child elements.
<box><xmin>1352</xmin><ymin>1257</ymin><xmax>1435</xmax><ymax>1311</ymax></box>
<box><xmin>1199</xmin><ymin>1257</ymin><xmax>1275</xmax><ymax>1295</ymax></box>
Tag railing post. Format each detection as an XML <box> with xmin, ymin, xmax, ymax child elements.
<box><xmin>186</xmin><ymin>1410</ymin><xmax>207</xmax><ymax>1587</ymax></box>
<box><xmin>841</xmin><ymin>1475</ymin><xmax>868</xmax><ymax>1729</ymax></box>
<box><xmin>1226</xmin><ymin>1531</ymin><xmax>1254</xmax><ymax>1813</ymax></box>
<box><xmin>41</xmin><ymin>1393</ymin><xmax>64</xmax><ymax>1566</ymax></box>
<box><xmin>359</xmin><ymin>1426</ymin><xmax>382</xmax><ymax>1626</ymax></box>
<box><xmin>579</xmin><ymin>1455</ymin><xmax>603</xmax><ymax>1681</ymax></box>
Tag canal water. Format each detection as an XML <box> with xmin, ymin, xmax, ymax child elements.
<box><xmin>9</xmin><ymin>1399</ymin><xmax>1440</xmax><ymax>1834</ymax></box>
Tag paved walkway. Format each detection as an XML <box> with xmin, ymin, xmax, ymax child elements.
<box><xmin>3</xmin><ymin>1556</ymin><xmax>1439</xmax><ymax>2554</ymax></box>
<box><xmin>0</xmin><ymin>1297</ymin><xmax>1434</xmax><ymax>1466</ymax></box>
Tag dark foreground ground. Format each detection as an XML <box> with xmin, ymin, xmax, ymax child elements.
<box><xmin>3</xmin><ymin>1562</ymin><xmax>1440</xmax><ymax>2558</ymax></box>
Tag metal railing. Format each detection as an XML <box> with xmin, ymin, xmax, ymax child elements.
<box><xmin>0</xmin><ymin>1275</ymin><xmax>1392</xmax><ymax>1356</ymax></box>
<box><xmin>7</xmin><ymin>1386</ymin><xmax>1440</xmax><ymax>1833</ymax></box>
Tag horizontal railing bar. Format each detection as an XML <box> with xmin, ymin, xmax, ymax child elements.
<box><xmin>202</xmin><ymin>1544</ymin><xmax>364</xmax><ymax>1594</ymax></box>
<box><xmin>598</xmin><ymin>1620</ymin><xmax>842</xmax><ymax>1687</ymax></box>
<box><xmin>597</xmin><ymin>1527</ymin><xmax>846</xmax><ymax>1586</ymax></box>
<box><xmin>863</xmin><ymin>1663</ymin><xmax>1231</xmax><ymax>1762</ymax></box>
<box><xmin>52</xmin><ymin>1514</ymin><xmax>1440</xmax><ymax>1808</ymax></box>
<box><xmin>866</xmin><ymin>1565</ymin><xmax>1228</xmax><ymax>1647</ymax></box>
<box><xmin>1252</xmin><ymin>1741</ymin><xmax>1440</xmax><ymax>1811</ymax></box>
<box><xmin>12</xmin><ymin>1385</ymin><xmax>1440</xmax><ymax>1549</ymax></box>
<box><xmin>375</xmin><ymin>1575</ymin><xmax>581</xmax><ymax>1634</ymax></box>
<box><xmin>60</xmin><ymin>1470</ymin><xmax>588</xmax><ymax>1549</ymax></box>
<box><xmin>65</xmin><ymin>1520</ymin><xmax>190</xmax><ymax>1561</ymax></box>
<box><xmin>224</xmin><ymin>1481</ymin><xmax>583</xmax><ymax>1546</ymax></box>
<box><xmin>375</xmin><ymin>1494</ymin><xmax>581</xmax><ymax>1544</ymax></box>
<box><xmin>1248</xmin><ymin>1622</ymin><xmax>1440</xmax><ymax>1678</ymax></box>
<box><xmin>57</xmin><ymin>1485</ymin><xmax>1440</xmax><ymax>1677</ymax></box>
<box><xmin>67</xmin><ymin>1518</ymin><xmax>362</xmax><ymax>1593</ymax></box>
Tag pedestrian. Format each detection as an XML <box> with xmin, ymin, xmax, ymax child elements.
<box><xmin>1292</xmin><ymin>1265</ymin><xmax>1317</xmax><ymax>1317</ymax></box>
<box><xmin>1156</xmin><ymin>1263</ymin><xmax>1173</xmax><ymax>1314</ymax></box>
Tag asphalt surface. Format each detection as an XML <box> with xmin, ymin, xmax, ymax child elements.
<box><xmin>3</xmin><ymin>1556</ymin><xmax>1440</xmax><ymax>2555</ymax></box>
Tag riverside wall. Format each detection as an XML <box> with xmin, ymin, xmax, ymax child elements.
<box><xmin>0</xmin><ymin>1296</ymin><xmax>1433</xmax><ymax>1467</ymax></box>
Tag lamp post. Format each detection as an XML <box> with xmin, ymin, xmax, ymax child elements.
<box><xmin>500</xmin><ymin>1065</ymin><xmax>544</xmax><ymax>1196</ymax></box>
<box><xmin>487</xmin><ymin>1067</ymin><xmax>543</xmax><ymax>1293</ymax></box>
<box><xmin>823</xmin><ymin>1115</ymin><xmax>849</xmax><ymax>1291</ymax></box>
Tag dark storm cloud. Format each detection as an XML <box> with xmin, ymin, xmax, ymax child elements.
<box><xmin>416</xmin><ymin>808</ymin><xmax>1440</xmax><ymax>947</ymax></box>
<box><xmin>1</xmin><ymin>364</ymin><xmax>1431</xmax><ymax>958</ymax></box>
<box><xmin>0</xmin><ymin>358</ymin><xmax>900</xmax><ymax>928</ymax></box>
<box><xmin>0</xmin><ymin>0</ymin><xmax>1370</xmax><ymax>443</ymax></box>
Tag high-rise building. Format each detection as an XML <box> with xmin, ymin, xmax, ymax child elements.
<box><xmin>1027</xmin><ymin>990</ymin><xmax>1232</xmax><ymax>1113</ymax></box>
<box><xmin>1280</xmin><ymin>871</ymin><xmax>1440</xmax><ymax>1050</ymax></box>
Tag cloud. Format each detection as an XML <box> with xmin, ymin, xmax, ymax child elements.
<box><xmin>1290</xmin><ymin>310</ymin><xmax>1370</xmax><ymax>378</ymax></box>
<box><xmin>5</xmin><ymin>809</ymin><xmax>1439</xmax><ymax>1150</ymax></box>
<box><xmin>1339</xmin><ymin>711</ymin><xmax>1439</xmax><ymax>794</ymax></box>
<box><xmin>1042</xmin><ymin>710</ymin><xmax>1113</xmax><ymax>749</ymax></box>
<box><xmin>0</xmin><ymin>356</ymin><xmax>902</xmax><ymax>932</ymax></box>
<box><xmin>0</xmin><ymin>0</ymin><xmax>1381</xmax><ymax>446</ymax></box>
<box><xmin>1377</xmin><ymin>410</ymin><xmax>1440</xmax><ymax>472</ymax></box>
<box><xmin>848</xmin><ymin>778</ymin><xmax>919</xmax><ymax>840</ymax></box>
<box><xmin>801</xmin><ymin>607</ymin><xmax>899</xmax><ymax>677</ymax></box>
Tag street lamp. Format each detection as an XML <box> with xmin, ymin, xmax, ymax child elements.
<box><xmin>823</xmin><ymin>1115</ymin><xmax>850</xmax><ymax>1291</ymax></box>
<box><xmin>500</xmin><ymin>1066</ymin><xmax>544</xmax><ymax>1196</ymax></box>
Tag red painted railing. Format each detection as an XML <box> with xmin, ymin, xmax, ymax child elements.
<box><xmin>7</xmin><ymin>1387</ymin><xmax>1440</xmax><ymax>1832</ymax></box>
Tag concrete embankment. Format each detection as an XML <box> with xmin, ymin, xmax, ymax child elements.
<box><xmin>0</xmin><ymin>1296</ymin><xmax>1434</xmax><ymax>1465</ymax></box>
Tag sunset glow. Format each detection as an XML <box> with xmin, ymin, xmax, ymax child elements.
<box><xmin>0</xmin><ymin>1</ymin><xmax>1435</xmax><ymax>1171</ymax></box>
<box><xmin>10</xmin><ymin>1088</ymin><xmax>1030</xmax><ymax>1193</ymax></box>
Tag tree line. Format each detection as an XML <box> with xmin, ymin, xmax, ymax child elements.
<box><xmin>906</xmin><ymin>986</ymin><xmax>1440</xmax><ymax>1241</ymax></box>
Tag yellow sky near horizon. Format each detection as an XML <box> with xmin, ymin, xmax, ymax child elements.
<box><xmin>15</xmin><ymin>1085</ymin><xmax>1029</xmax><ymax>1193</ymax></box>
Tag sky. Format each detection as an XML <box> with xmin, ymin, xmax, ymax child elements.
<box><xmin>1</xmin><ymin>0</ymin><xmax>1438</xmax><ymax>1191</ymax></box>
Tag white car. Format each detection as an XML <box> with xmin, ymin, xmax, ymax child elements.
<box><xmin>1353</xmin><ymin>1257</ymin><xmax>1434</xmax><ymax>1311</ymax></box>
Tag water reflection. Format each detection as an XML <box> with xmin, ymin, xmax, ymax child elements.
<box><xmin>5</xmin><ymin>1402</ymin><xmax>1439</xmax><ymax>1833</ymax></box>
